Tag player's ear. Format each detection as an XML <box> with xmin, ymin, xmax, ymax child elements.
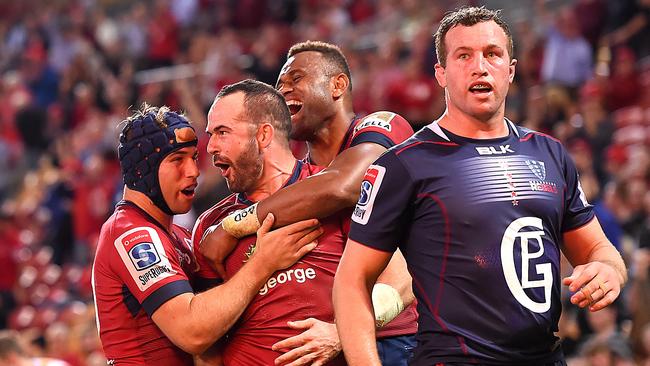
<box><xmin>509</xmin><ymin>58</ymin><xmax>517</xmax><ymax>83</ymax></box>
<box><xmin>331</xmin><ymin>73</ymin><xmax>349</xmax><ymax>99</ymax></box>
<box><xmin>256</xmin><ymin>123</ymin><xmax>274</xmax><ymax>149</ymax></box>
<box><xmin>434</xmin><ymin>63</ymin><xmax>447</xmax><ymax>88</ymax></box>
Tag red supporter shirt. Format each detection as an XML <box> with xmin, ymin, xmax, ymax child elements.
<box><xmin>92</xmin><ymin>201</ymin><xmax>198</xmax><ymax>365</ymax></box>
<box><xmin>331</xmin><ymin>112</ymin><xmax>419</xmax><ymax>339</ymax></box>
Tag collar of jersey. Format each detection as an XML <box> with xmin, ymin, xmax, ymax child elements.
<box><xmin>236</xmin><ymin>160</ymin><xmax>304</xmax><ymax>205</ymax></box>
<box><xmin>433</xmin><ymin>118</ymin><xmax>517</xmax><ymax>144</ymax></box>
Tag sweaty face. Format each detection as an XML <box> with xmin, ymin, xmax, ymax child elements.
<box><xmin>276</xmin><ymin>51</ymin><xmax>337</xmax><ymax>141</ymax></box>
<box><xmin>158</xmin><ymin>146</ymin><xmax>199</xmax><ymax>214</ymax></box>
<box><xmin>434</xmin><ymin>21</ymin><xmax>516</xmax><ymax>122</ymax></box>
<box><xmin>206</xmin><ymin>92</ymin><xmax>264</xmax><ymax>193</ymax></box>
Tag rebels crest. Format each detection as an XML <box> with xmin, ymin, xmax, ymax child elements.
<box><xmin>525</xmin><ymin>160</ymin><xmax>546</xmax><ymax>180</ymax></box>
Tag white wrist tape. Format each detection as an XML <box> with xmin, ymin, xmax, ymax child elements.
<box><xmin>372</xmin><ymin>283</ymin><xmax>404</xmax><ymax>328</ymax></box>
<box><xmin>221</xmin><ymin>203</ymin><xmax>261</xmax><ymax>239</ymax></box>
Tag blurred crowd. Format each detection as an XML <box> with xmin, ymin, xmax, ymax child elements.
<box><xmin>0</xmin><ymin>0</ymin><xmax>648</xmax><ymax>365</ymax></box>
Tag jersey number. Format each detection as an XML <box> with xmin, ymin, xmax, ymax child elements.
<box><xmin>129</xmin><ymin>243</ymin><xmax>160</xmax><ymax>270</ymax></box>
<box><xmin>500</xmin><ymin>217</ymin><xmax>552</xmax><ymax>313</ymax></box>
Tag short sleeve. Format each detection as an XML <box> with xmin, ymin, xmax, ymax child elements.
<box><xmin>349</xmin><ymin>112</ymin><xmax>414</xmax><ymax>149</ymax></box>
<box><xmin>562</xmin><ymin>148</ymin><xmax>595</xmax><ymax>231</ymax></box>
<box><xmin>348</xmin><ymin>151</ymin><xmax>415</xmax><ymax>252</ymax></box>
<box><xmin>190</xmin><ymin>217</ymin><xmax>223</xmax><ymax>291</ymax></box>
<box><xmin>111</xmin><ymin>226</ymin><xmax>193</xmax><ymax>316</ymax></box>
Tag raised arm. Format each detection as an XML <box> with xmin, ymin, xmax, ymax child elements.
<box><xmin>561</xmin><ymin>217</ymin><xmax>627</xmax><ymax>312</ymax></box>
<box><xmin>263</xmin><ymin>142</ymin><xmax>387</xmax><ymax>226</ymax></box>
<box><xmin>152</xmin><ymin>215</ymin><xmax>322</xmax><ymax>355</ymax></box>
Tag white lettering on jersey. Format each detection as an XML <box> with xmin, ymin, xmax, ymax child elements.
<box><xmin>115</xmin><ymin>227</ymin><xmax>176</xmax><ymax>292</ymax></box>
<box><xmin>259</xmin><ymin>267</ymin><xmax>316</xmax><ymax>295</ymax></box>
<box><xmin>353</xmin><ymin>111</ymin><xmax>395</xmax><ymax>138</ymax></box>
<box><xmin>352</xmin><ymin>165</ymin><xmax>386</xmax><ymax>225</ymax></box>
<box><xmin>476</xmin><ymin>145</ymin><xmax>514</xmax><ymax>155</ymax></box>
<box><xmin>500</xmin><ymin>217</ymin><xmax>552</xmax><ymax>313</ymax></box>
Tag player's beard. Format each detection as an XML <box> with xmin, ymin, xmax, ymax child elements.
<box><xmin>225</xmin><ymin>137</ymin><xmax>264</xmax><ymax>194</ymax></box>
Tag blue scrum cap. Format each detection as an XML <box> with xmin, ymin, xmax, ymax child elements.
<box><xmin>118</xmin><ymin>106</ymin><xmax>198</xmax><ymax>215</ymax></box>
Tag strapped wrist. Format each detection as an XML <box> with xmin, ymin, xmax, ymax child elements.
<box><xmin>221</xmin><ymin>203</ymin><xmax>261</xmax><ymax>239</ymax></box>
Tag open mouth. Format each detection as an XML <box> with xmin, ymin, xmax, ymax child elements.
<box><xmin>213</xmin><ymin>159</ymin><xmax>231</xmax><ymax>178</ymax></box>
<box><xmin>469</xmin><ymin>82</ymin><xmax>493</xmax><ymax>94</ymax></box>
<box><xmin>180</xmin><ymin>183</ymin><xmax>197</xmax><ymax>197</ymax></box>
<box><xmin>286</xmin><ymin>99</ymin><xmax>303</xmax><ymax>116</ymax></box>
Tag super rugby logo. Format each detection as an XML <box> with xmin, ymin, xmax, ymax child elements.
<box><xmin>129</xmin><ymin>243</ymin><xmax>160</xmax><ymax>270</ymax></box>
<box><xmin>358</xmin><ymin>180</ymin><xmax>373</xmax><ymax>206</ymax></box>
<box><xmin>115</xmin><ymin>227</ymin><xmax>176</xmax><ymax>291</ymax></box>
<box><xmin>352</xmin><ymin>165</ymin><xmax>386</xmax><ymax>225</ymax></box>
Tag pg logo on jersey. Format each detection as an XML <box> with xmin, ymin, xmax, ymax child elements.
<box><xmin>114</xmin><ymin>227</ymin><xmax>176</xmax><ymax>291</ymax></box>
<box><xmin>352</xmin><ymin>165</ymin><xmax>386</xmax><ymax>225</ymax></box>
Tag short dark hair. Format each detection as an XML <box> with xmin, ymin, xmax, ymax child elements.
<box><xmin>216</xmin><ymin>79</ymin><xmax>291</xmax><ymax>137</ymax></box>
<box><xmin>288</xmin><ymin>40</ymin><xmax>352</xmax><ymax>91</ymax></box>
<box><xmin>434</xmin><ymin>6</ymin><xmax>513</xmax><ymax>67</ymax></box>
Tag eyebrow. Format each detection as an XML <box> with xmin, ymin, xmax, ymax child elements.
<box><xmin>452</xmin><ymin>44</ymin><xmax>504</xmax><ymax>53</ymax></box>
<box><xmin>205</xmin><ymin>123</ymin><xmax>231</xmax><ymax>134</ymax></box>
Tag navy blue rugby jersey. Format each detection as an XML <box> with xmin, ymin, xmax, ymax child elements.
<box><xmin>348</xmin><ymin>119</ymin><xmax>594</xmax><ymax>365</ymax></box>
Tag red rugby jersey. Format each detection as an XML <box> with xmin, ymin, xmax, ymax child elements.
<box><xmin>192</xmin><ymin>161</ymin><xmax>347</xmax><ymax>365</ymax></box>
<box><xmin>92</xmin><ymin>201</ymin><xmax>197</xmax><ymax>365</ymax></box>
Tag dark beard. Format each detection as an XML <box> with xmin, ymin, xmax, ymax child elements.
<box><xmin>226</xmin><ymin>137</ymin><xmax>263</xmax><ymax>193</ymax></box>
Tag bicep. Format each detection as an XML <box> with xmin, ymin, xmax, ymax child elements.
<box><xmin>338</xmin><ymin>239</ymin><xmax>393</xmax><ymax>286</ymax></box>
<box><xmin>151</xmin><ymin>292</ymin><xmax>193</xmax><ymax>338</ymax></box>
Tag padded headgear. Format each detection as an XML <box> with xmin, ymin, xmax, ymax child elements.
<box><xmin>118</xmin><ymin>108</ymin><xmax>198</xmax><ymax>215</ymax></box>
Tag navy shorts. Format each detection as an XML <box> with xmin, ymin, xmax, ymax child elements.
<box><xmin>377</xmin><ymin>335</ymin><xmax>416</xmax><ymax>366</ymax></box>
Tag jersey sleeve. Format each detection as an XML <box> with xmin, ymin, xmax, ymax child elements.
<box><xmin>349</xmin><ymin>112</ymin><xmax>414</xmax><ymax>149</ymax></box>
<box><xmin>190</xmin><ymin>216</ymin><xmax>224</xmax><ymax>292</ymax></box>
<box><xmin>111</xmin><ymin>225</ymin><xmax>193</xmax><ymax>316</ymax></box>
<box><xmin>348</xmin><ymin>151</ymin><xmax>415</xmax><ymax>252</ymax></box>
<box><xmin>561</xmin><ymin>147</ymin><xmax>595</xmax><ymax>231</ymax></box>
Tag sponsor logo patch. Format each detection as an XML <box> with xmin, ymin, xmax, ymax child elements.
<box><xmin>259</xmin><ymin>267</ymin><xmax>317</xmax><ymax>295</ymax></box>
<box><xmin>129</xmin><ymin>243</ymin><xmax>160</xmax><ymax>270</ymax></box>
<box><xmin>352</xmin><ymin>165</ymin><xmax>386</xmax><ymax>225</ymax></box>
<box><xmin>115</xmin><ymin>227</ymin><xmax>176</xmax><ymax>291</ymax></box>
<box><xmin>353</xmin><ymin>111</ymin><xmax>395</xmax><ymax>136</ymax></box>
<box><xmin>476</xmin><ymin>145</ymin><xmax>514</xmax><ymax>155</ymax></box>
<box><xmin>358</xmin><ymin>180</ymin><xmax>373</xmax><ymax>206</ymax></box>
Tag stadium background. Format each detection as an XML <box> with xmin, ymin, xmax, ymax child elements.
<box><xmin>0</xmin><ymin>0</ymin><xmax>648</xmax><ymax>364</ymax></box>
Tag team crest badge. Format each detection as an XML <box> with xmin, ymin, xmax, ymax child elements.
<box><xmin>525</xmin><ymin>160</ymin><xmax>546</xmax><ymax>180</ymax></box>
<box><xmin>244</xmin><ymin>243</ymin><xmax>256</xmax><ymax>263</ymax></box>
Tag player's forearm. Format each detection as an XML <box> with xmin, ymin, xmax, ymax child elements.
<box><xmin>584</xmin><ymin>244</ymin><xmax>627</xmax><ymax>285</ymax></box>
<box><xmin>333</xmin><ymin>275</ymin><xmax>382</xmax><ymax>366</ymax></box>
<box><xmin>257</xmin><ymin>170</ymin><xmax>353</xmax><ymax>227</ymax></box>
